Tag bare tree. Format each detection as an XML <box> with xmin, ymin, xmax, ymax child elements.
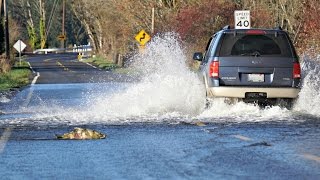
<box><xmin>70</xmin><ymin>0</ymin><xmax>104</xmax><ymax>53</ymax></box>
<box><xmin>26</xmin><ymin>0</ymin><xmax>37</xmax><ymax>50</ymax></box>
<box><xmin>38</xmin><ymin>0</ymin><xmax>46</xmax><ymax>48</ymax></box>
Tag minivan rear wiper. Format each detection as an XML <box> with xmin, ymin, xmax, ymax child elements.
<box><xmin>240</xmin><ymin>51</ymin><xmax>261</xmax><ymax>57</ymax></box>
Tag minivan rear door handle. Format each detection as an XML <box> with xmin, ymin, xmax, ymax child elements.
<box><xmin>238</xmin><ymin>67</ymin><xmax>274</xmax><ymax>74</ymax></box>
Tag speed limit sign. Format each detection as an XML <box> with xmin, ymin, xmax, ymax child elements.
<box><xmin>234</xmin><ymin>10</ymin><xmax>251</xmax><ymax>29</ymax></box>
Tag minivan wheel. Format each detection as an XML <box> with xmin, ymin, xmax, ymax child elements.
<box><xmin>224</xmin><ymin>98</ymin><xmax>239</xmax><ymax>105</ymax></box>
<box><xmin>277</xmin><ymin>98</ymin><xmax>294</xmax><ymax>110</ymax></box>
<box><xmin>205</xmin><ymin>92</ymin><xmax>211</xmax><ymax>109</ymax></box>
<box><xmin>205</xmin><ymin>98</ymin><xmax>211</xmax><ymax>109</ymax></box>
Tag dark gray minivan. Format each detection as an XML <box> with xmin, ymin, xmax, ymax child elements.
<box><xmin>193</xmin><ymin>26</ymin><xmax>301</xmax><ymax>109</ymax></box>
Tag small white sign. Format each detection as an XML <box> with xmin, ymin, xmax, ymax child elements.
<box><xmin>234</xmin><ymin>10</ymin><xmax>251</xmax><ymax>29</ymax></box>
<box><xmin>13</xmin><ymin>40</ymin><xmax>27</xmax><ymax>53</ymax></box>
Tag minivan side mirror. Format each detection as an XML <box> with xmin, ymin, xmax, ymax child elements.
<box><xmin>193</xmin><ymin>52</ymin><xmax>203</xmax><ymax>61</ymax></box>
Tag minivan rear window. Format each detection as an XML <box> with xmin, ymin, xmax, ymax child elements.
<box><xmin>219</xmin><ymin>32</ymin><xmax>294</xmax><ymax>57</ymax></box>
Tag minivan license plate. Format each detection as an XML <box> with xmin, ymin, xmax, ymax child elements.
<box><xmin>248</xmin><ymin>74</ymin><xmax>264</xmax><ymax>82</ymax></box>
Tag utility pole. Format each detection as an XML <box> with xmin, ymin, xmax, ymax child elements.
<box><xmin>4</xmin><ymin>0</ymin><xmax>9</xmax><ymax>59</ymax></box>
<box><xmin>61</xmin><ymin>0</ymin><xmax>65</xmax><ymax>49</ymax></box>
<box><xmin>0</xmin><ymin>0</ymin><xmax>2</xmax><ymax>15</ymax></box>
<box><xmin>151</xmin><ymin>7</ymin><xmax>154</xmax><ymax>34</ymax></box>
<box><xmin>0</xmin><ymin>0</ymin><xmax>2</xmax><ymax>54</ymax></box>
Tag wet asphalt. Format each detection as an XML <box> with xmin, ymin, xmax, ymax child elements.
<box><xmin>0</xmin><ymin>53</ymin><xmax>319</xmax><ymax>179</ymax></box>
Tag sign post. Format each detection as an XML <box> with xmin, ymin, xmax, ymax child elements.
<box><xmin>13</xmin><ymin>40</ymin><xmax>27</xmax><ymax>66</ymax></box>
<box><xmin>135</xmin><ymin>30</ymin><xmax>151</xmax><ymax>53</ymax></box>
<box><xmin>234</xmin><ymin>10</ymin><xmax>251</xmax><ymax>29</ymax></box>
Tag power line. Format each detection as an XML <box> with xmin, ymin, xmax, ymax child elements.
<box><xmin>45</xmin><ymin>0</ymin><xmax>59</xmax><ymax>43</ymax></box>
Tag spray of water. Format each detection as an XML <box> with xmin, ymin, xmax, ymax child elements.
<box><xmin>90</xmin><ymin>33</ymin><xmax>315</xmax><ymax>123</ymax></box>
<box><xmin>90</xmin><ymin>33</ymin><xmax>205</xmax><ymax>121</ymax></box>
<box><xmin>2</xmin><ymin>34</ymin><xmax>320</xmax><ymax>125</ymax></box>
<box><xmin>294</xmin><ymin>54</ymin><xmax>320</xmax><ymax>116</ymax></box>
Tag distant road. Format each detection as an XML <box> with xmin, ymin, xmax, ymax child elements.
<box><xmin>26</xmin><ymin>53</ymin><xmax>129</xmax><ymax>84</ymax></box>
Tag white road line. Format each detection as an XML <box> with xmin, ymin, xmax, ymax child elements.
<box><xmin>85</xmin><ymin>62</ymin><xmax>100</xmax><ymax>70</ymax></box>
<box><xmin>31</xmin><ymin>72</ymin><xmax>40</xmax><ymax>86</ymax></box>
<box><xmin>28</xmin><ymin>61</ymin><xmax>40</xmax><ymax>85</ymax></box>
<box><xmin>0</xmin><ymin>128</ymin><xmax>12</xmax><ymax>153</ymax></box>
<box><xmin>28</xmin><ymin>62</ymin><xmax>35</xmax><ymax>73</ymax></box>
<box><xmin>233</xmin><ymin>135</ymin><xmax>252</xmax><ymax>141</ymax></box>
<box><xmin>23</xmin><ymin>72</ymin><xmax>40</xmax><ymax>107</ymax></box>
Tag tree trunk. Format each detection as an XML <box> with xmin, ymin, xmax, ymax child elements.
<box><xmin>82</xmin><ymin>20</ymin><xmax>97</xmax><ymax>53</ymax></box>
<box><xmin>39</xmin><ymin>0</ymin><xmax>46</xmax><ymax>49</ymax></box>
<box><xmin>26</xmin><ymin>0</ymin><xmax>37</xmax><ymax>50</ymax></box>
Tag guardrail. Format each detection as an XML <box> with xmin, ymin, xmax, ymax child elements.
<box><xmin>72</xmin><ymin>43</ymin><xmax>92</xmax><ymax>53</ymax></box>
<box><xmin>33</xmin><ymin>48</ymin><xmax>66</xmax><ymax>54</ymax></box>
<box><xmin>33</xmin><ymin>43</ymin><xmax>93</xmax><ymax>54</ymax></box>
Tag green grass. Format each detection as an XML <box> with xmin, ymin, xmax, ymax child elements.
<box><xmin>83</xmin><ymin>56</ymin><xmax>119</xmax><ymax>70</ymax></box>
<box><xmin>83</xmin><ymin>56</ymin><xmax>138</xmax><ymax>75</ymax></box>
<box><xmin>0</xmin><ymin>61</ymin><xmax>31</xmax><ymax>91</ymax></box>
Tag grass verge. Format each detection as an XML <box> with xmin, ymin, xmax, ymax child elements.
<box><xmin>82</xmin><ymin>55</ymin><xmax>135</xmax><ymax>75</ymax></box>
<box><xmin>83</xmin><ymin>56</ymin><xmax>119</xmax><ymax>70</ymax></box>
<box><xmin>83</xmin><ymin>54</ymin><xmax>198</xmax><ymax>75</ymax></box>
<box><xmin>0</xmin><ymin>60</ymin><xmax>31</xmax><ymax>91</ymax></box>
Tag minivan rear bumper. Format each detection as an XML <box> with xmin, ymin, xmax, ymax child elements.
<box><xmin>207</xmin><ymin>87</ymin><xmax>300</xmax><ymax>98</ymax></box>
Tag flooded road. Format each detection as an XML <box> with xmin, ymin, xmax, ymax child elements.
<box><xmin>0</xmin><ymin>35</ymin><xmax>320</xmax><ymax>179</ymax></box>
<box><xmin>0</xmin><ymin>121</ymin><xmax>319</xmax><ymax>179</ymax></box>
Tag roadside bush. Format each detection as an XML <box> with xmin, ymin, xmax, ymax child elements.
<box><xmin>0</xmin><ymin>60</ymin><xmax>31</xmax><ymax>91</ymax></box>
<box><xmin>0</xmin><ymin>55</ymin><xmax>11</xmax><ymax>73</ymax></box>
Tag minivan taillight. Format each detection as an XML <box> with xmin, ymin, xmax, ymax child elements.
<box><xmin>293</xmin><ymin>62</ymin><xmax>301</xmax><ymax>79</ymax></box>
<box><xmin>209</xmin><ymin>61</ymin><xmax>219</xmax><ymax>78</ymax></box>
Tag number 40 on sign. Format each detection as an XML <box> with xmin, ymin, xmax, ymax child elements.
<box><xmin>234</xmin><ymin>10</ymin><xmax>251</xmax><ymax>29</ymax></box>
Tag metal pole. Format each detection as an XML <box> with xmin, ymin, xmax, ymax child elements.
<box><xmin>4</xmin><ymin>0</ymin><xmax>9</xmax><ymax>59</ymax></box>
<box><xmin>19</xmin><ymin>41</ymin><xmax>21</xmax><ymax>66</ymax></box>
<box><xmin>151</xmin><ymin>7</ymin><xmax>154</xmax><ymax>34</ymax></box>
<box><xmin>0</xmin><ymin>0</ymin><xmax>2</xmax><ymax>54</ymax></box>
<box><xmin>0</xmin><ymin>0</ymin><xmax>2</xmax><ymax>15</ymax></box>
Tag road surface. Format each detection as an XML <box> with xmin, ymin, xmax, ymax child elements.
<box><xmin>0</xmin><ymin>53</ymin><xmax>319</xmax><ymax>179</ymax></box>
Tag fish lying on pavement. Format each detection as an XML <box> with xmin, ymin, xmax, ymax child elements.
<box><xmin>56</xmin><ymin>127</ymin><xmax>106</xmax><ymax>140</ymax></box>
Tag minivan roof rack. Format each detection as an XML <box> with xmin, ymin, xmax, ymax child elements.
<box><xmin>222</xmin><ymin>25</ymin><xmax>230</xmax><ymax>30</ymax></box>
<box><xmin>274</xmin><ymin>26</ymin><xmax>282</xmax><ymax>30</ymax></box>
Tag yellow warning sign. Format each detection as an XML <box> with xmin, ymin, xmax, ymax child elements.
<box><xmin>57</xmin><ymin>35</ymin><xmax>66</xmax><ymax>41</ymax></box>
<box><xmin>135</xmin><ymin>30</ymin><xmax>151</xmax><ymax>46</ymax></box>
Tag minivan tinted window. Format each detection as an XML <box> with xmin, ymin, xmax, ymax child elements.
<box><xmin>218</xmin><ymin>32</ymin><xmax>294</xmax><ymax>57</ymax></box>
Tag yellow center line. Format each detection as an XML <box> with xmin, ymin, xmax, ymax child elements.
<box><xmin>56</xmin><ymin>61</ymin><xmax>74</xmax><ymax>72</ymax></box>
<box><xmin>43</xmin><ymin>58</ymin><xmax>55</xmax><ymax>62</ymax></box>
<box><xmin>195</xmin><ymin>122</ymin><xmax>206</xmax><ymax>127</ymax></box>
<box><xmin>302</xmin><ymin>153</ymin><xmax>320</xmax><ymax>163</ymax></box>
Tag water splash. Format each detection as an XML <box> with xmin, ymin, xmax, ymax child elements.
<box><xmin>90</xmin><ymin>33</ymin><xmax>205</xmax><ymax>120</ymax></box>
<box><xmin>294</xmin><ymin>53</ymin><xmax>320</xmax><ymax>116</ymax></box>
<box><xmin>198</xmin><ymin>98</ymin><xmax>291</xmax><ymax>122</ymax></box>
